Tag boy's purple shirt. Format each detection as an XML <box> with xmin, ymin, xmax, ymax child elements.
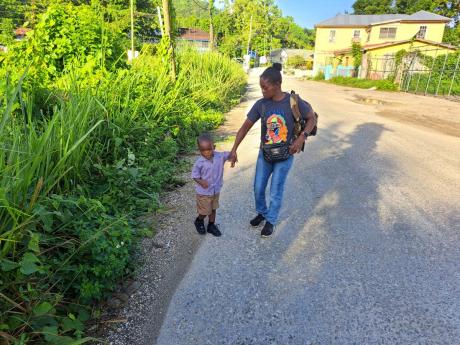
<box><xmin>191</xmin><ymin>151</ymin><xmax>230</xmax><ymax>196</ymax></box>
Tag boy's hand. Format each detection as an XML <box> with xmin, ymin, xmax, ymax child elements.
<box><xmin>199</xmin><ymin>180</ymin><xmax>209</xmax><ymax>189</ymax></box>
<box><xmin>229</xmin><ymin>151</ymin><xmax>238</xmax><ymax>167</ymax></box>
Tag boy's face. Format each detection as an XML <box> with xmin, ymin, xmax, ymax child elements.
<box><xmin>198</xmin><ymin>140</ymin><xmax>214</xmax><ymax>160</ymax></box>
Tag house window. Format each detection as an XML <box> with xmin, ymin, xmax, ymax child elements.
<box><xmin>329</xmin><ymin>30</ymin><xmax>336</xmax><ymax>43</ymax></box>
<box><xmin>417</xmin><ymin>25</ymin><xmax>427</xmax><ymax>39</ymax></box>
<box><xmin>379</xmin><ymin>27</ymin><xmax>397</xmax><ymax>39</ymax></box>
<box><xmin>353</xmin><ymin>30</ymin><xmax>361</xmax><ymax>39</ymax></box>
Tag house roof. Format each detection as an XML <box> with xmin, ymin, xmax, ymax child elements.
<box><xmin>333</xmin><ymin>38</ymin><xmax>457</xmax><ymax>55</ymax></box>
<box><xmin>14</xmin><ymin>27</ymin><xmax>31</xmax><ymax>36</ymax></box>
<box><xmin>316</xmin><ymin>11</ymin><xmax>451</xmax><ymax>28</ymax></box>
<box><xmin>178</xmin><ymin>28</ymin><xmax>209</xmax><ymax>41</ymax></box>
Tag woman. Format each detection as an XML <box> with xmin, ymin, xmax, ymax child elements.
<box><xmin>229</xmin><ymin>63</ymin><xmax>317</xmax><ymax>237</ymax></box>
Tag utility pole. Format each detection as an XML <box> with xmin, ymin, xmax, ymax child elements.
<box><xmin>208</xmin><ymin>0</ymin><xmax>214</xmax><ymax>51</ymax></box>
<box><xmin>162</xmin><ymin>0</ymin><xmax>176</xmax><ymax>80</ymax></box>
<box><xmin>130</xmin><ymin>0</ymin><xmax>135</xmax><ymax>61</ymax></box>
<box><xmin>246</xmin><ymin>15</ymin><xmax>253</xmax><ymax>56</ymax></box>
<box><xmin>157</xmin><ymin>6</ymin><xmax>164</xmax><ymax>37</ymax></box>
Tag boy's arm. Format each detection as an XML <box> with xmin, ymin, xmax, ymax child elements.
<box><xmin>223</xmin><ymin>151</ymin><xmax>231</xmax><ymax>161</ymax></box>
<box><xmin>193</xmin><ymin>178</ymin><xmax>209</xmax><ymax>189</ymax></box>
<box><xmin>191</xmin><ymin>162</ymin><xmax>208</xmax><ymax>188</ymax></box>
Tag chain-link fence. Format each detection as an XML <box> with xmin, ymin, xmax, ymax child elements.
<box><xmin>363</xmin><ymin>46</ymin><xmax>460</xmax><ymax>98</ymax></box>
<box><xmin>314</xmin><ymin>46</ymin><xmax>460</xmax><ymax>98</ymax></box>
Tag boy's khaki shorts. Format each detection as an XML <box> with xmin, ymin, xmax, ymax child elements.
<box><xmin>196</xmin><ymin>194</ymin><xmax>220</xmax><ymax>216</ymax></box>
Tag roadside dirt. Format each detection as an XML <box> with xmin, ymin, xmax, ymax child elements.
<box><xmin>96</xmin><ymin>91</ymin><xmax>249</xmax><ymax>345</ymax></box>
<box><xmin>344</xmin><ymin>88</ymin><xmax>460</xmax><ymax>137</ymax></box>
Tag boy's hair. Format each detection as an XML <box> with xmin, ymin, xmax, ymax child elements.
<box><xmin>197</xmin><ymin>133</ymin><xmax>213</xmax><ymax>147</ymax></box>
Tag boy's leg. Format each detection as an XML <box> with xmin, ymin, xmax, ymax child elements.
<box><xmin>195</xmin><ymin>195</ymin><xmax>212</xmax><ymax>234</ymax></box>
<box><xmin>209</xmin><ymin>209</ymin><xmax>216</xmax><ymax>223</ymax></box>
<box><xmin>254</xmin><ymin>150</ymin><xmax>273</xmax><ymax>218</ymax></box>
<box><xmin>207</xmin><ymin>195</ymin><xmax>221</xmax><ymax>236</ymax></box>
<box><xmin>265</xmin><ymin>155</ymin><xmax>294</xmax><ymax>225</ymax></box>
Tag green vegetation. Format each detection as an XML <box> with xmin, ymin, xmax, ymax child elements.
<box><xmin>174</xmin><ymin>0</ymin><xmax>315</xmax><ymax>57</ymax></box>
<box><xmin>286</xmin><ymin>55</ymin><xmax>311</xmax><ymax>70</ymax></box>
<box><xmin>401</xmin><ymin>52</ymin><xmax>460</xmax><ymax>95</ymax></box>
<box><xmin>0</xmin><ymin>2</ymin><xmax>246</xmax><ymax>344</ymax></box>
<box><xmin>351</xmin><ymin>42</ymin><xmax>363</xmax><ymax>74</ymax></box>
<box><xmin>327</xmin><ymin>76</ymin><xmax>399</xmax><ymax>91</ymax></box>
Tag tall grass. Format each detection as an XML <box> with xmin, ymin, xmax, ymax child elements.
<box><xmin>0</xmin><ymin>50</ymin><xmax>246</xmax><ymax>343</ymax></box>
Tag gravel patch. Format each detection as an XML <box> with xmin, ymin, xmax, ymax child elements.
<box><xmin>91</xmin><ymin>154</ymin><xmax>204</xmax><ymax>345</ymax></box>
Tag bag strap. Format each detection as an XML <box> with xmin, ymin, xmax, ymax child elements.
<box><xmin>290</xmin><ymin>90</ymin><xmax>302</xmax><ymax>123</ymax></box>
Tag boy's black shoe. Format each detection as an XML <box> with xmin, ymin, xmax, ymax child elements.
<box><xmin>207</xmin><ymin>223</ymin><xmax>222</xmax><ymax>237</ymax></box>
<box><xmin>194</xmin><ymin>218</ymin><xmax>206</xmax><ymax>235</ymax></box>
<box><xmin>261</xmin><ymin>222</ymin><xmax>274</xmax><ymax>238</ymax></box>
<box><xmin>250</xmin><ymin>214</ymin><xmax>265</xmax><ymax>227</ymax></box>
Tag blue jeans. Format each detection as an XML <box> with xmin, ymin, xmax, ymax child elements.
<box><xmin>254</xmin><ymin>150</ymin><xmax>294</xmax><ymax>225</ymax></box>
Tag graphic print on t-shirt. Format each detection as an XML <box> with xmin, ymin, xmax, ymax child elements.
<box><xmin>265</xmin><ymin>113</ymin><xmax>288</xmax><ymax>144</ymax></box>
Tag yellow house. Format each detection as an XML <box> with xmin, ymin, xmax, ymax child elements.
<box><xmin>313</xmin><ymin>10</ymin><xmax>457</xmax><ymax>78</ymax></box>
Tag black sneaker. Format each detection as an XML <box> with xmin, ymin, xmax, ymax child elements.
<box><xmin>261</xmin><ymin>222</ymin><xmax>274</xmax><ymax>238</ymax></box>
<box><xmin>250</xmin><ymin>214</ymin><xmax>265</xmax><ymax>227</ymax></box>
<box><xmin>194</xmin><ymin>218</ymin><xmax>206</xmax><ymax>235</ymax></box>
<box><xmin>207</xmin><ymin>223</ymin><xmax>222</xmax><ymax>237</ymax></box>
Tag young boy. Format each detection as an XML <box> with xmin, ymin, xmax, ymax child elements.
<box><xmin>191</xmin><ymin>134</ymin><xmax>230</xmax><ymax>237</ymax></box>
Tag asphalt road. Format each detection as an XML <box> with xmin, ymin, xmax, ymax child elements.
<box><xmin>155</xmin><ymin>71</ymin><xmax>460</xmax><ymax>345</ymax></box>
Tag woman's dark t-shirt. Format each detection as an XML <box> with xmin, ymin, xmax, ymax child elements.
<box><xmin>247</xmin><ymin>93</ymin><xmax>313</xmax><ymax>145</ymax></box>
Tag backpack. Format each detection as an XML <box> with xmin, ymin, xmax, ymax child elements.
<box><xmin>289</xmin><ymin>90</ymin><xmax>318</xmax><ymax>140</ymax></box>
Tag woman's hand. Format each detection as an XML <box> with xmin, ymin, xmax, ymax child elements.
<box><xmin>229</xmin><ymin>150</ymin><xmax>238</xmax><ymax>167</ymax></box>
<box><xmin>289</xmin><ymin>136</ymin><xmax>305</xmax><ymax>154</ymax></box>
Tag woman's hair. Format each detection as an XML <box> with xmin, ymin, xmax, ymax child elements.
<box><xmin>260</xmin><ymin>63</ymin><xmax>282</xmax><ymax>85</ymax></box>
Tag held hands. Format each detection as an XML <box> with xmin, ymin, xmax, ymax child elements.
<box><xmin>289</xmin><ymin>136</ymin><xmax>305</xmax><ymax>154</ymax></box>
<box><xmin>229</xmin><ymin>151</ymin><xmax>238</xmax><ymax>168</ymax></box>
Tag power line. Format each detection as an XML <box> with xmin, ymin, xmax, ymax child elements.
<box><xmin>191</xmin><ymin>0</ymin><xmax>208</xmax><ymax>11</ymax></box>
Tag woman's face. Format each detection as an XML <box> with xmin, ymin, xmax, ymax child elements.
<box><xmin>260</xmin><ymin>77</ymin><xmax>280</xmax><ymax>99</ymax></box>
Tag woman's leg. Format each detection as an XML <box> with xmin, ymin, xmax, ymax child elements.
<box><xmin>265</xmin><ymin>155</ymin><xmax>294</xmax><ymax>225</ymax></box>
<box><xmin>254</xmin><ymin>150</ymin><xmax>273</xmax><ymax>217</ymax></box>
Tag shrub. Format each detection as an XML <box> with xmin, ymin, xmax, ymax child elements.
<box><xmin>327</xmin><ymin>76</ymin><xmax>398</xmax><ymax>91</ymax></box>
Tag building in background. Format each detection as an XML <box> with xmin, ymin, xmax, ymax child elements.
<box><xmin>269</xmin><ymin>48</ymin><xmax>314</xmax><ymax>66</ymax></box>
<box><xmin>313</xmin><ymin>10</ymin><xmax>456</xmax><ymax>79</ymax></box>
<box><xmin>177</xmin><ymin>28</ymin><xmax>210</xmax><ymax>52</ymax></box>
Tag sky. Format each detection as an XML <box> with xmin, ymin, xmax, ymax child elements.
<box><xmin>275</xmin><ymin>0</ymin><xmax>356</xmax><ymax>28</ymax></box>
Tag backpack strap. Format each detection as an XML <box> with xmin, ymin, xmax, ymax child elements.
<box><xmin>290</xmin><ymin>90</ymin><xmax>302</xmax><ymax>123</ymax></box>
<box><xmin>290</xmin><ymin>90</ymin><xmax>304</xmax><ymax>143</ymax></box>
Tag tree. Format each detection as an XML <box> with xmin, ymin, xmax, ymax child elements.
<box><xmin>352</xmin><ymin>0</ymin><xmax>394</xmax><ymax>14</ymax></box>
<box><xmin>396</xmin><ymin>0</ymin><xmax>459</xmax><ymax>23</ymax></box>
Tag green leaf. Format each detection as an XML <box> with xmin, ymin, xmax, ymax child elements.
<box><xmin>0</xmin><ymin>259</ymin><xmax>19</xmax><ymax>272</ymax></box>
<box><xmin>7</xmin><ymin>316</ymin><xmax>25</xmax><ymax>331</ymax></box>
<box><xmin>28</xmin><ymin>232</ymin><xmax>40</xmax><ymax>253</ymax></box>
<box><xmin>77</xmin><ymin>309</ymin><xmax>90</xmax><ymax>322</ymax></box>
<box><xmin>0</xmin><ymin>323</ymin><xmax>9</xmax><ymax>330</ymax></box>
<box><xmin>61</xmin><ymin>317</ymin><xmax>84</xmax><ymax>332</ymax></box>
<box><xmin>20</xmin><ymin>252</ymin><xmax>40</xmax><ymax>275</ymax></box>
<box><xmin>33</xmin><ymin>302</ymin><xmax>54</xmax><ymax>316</ymax></box>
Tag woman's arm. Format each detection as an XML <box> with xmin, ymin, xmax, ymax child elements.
<box><xmin>229</xmin><ymin>118</ymin><xmax>255</xmax><ymax>167</ymax></box>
